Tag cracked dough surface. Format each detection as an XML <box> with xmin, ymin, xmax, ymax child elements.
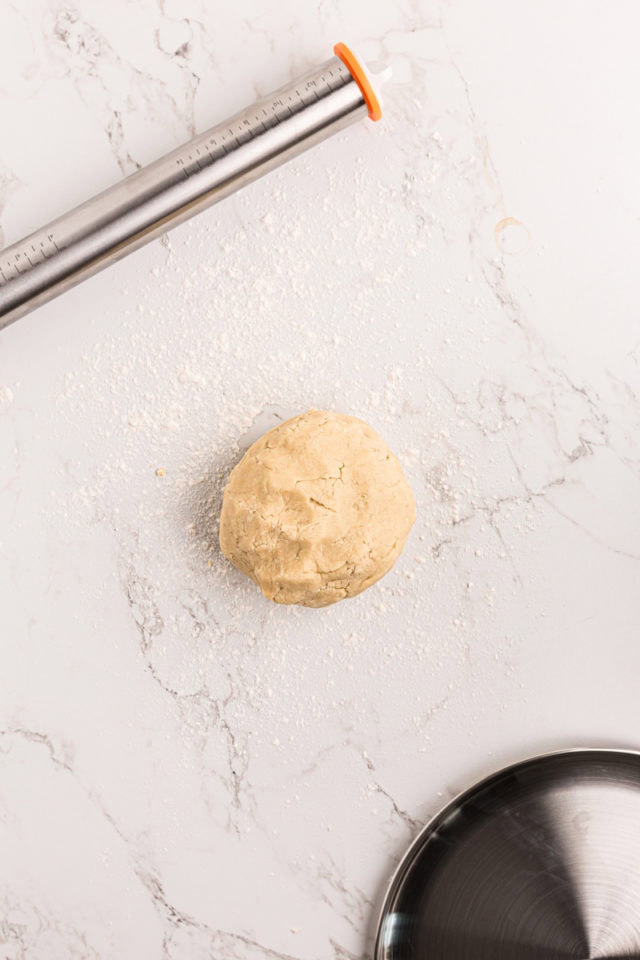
<box><xmin>219</xmin><ymin>409</ymin><xmax>416</xmax><ymax>607</ymax></box>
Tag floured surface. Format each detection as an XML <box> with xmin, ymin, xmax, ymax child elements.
<box><xmin>1</xmin><ymin>1</ymin><xmax>640</xmax><ymax>958</ymax></box>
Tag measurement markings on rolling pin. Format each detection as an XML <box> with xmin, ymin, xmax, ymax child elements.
<box><xmin>172</xmin><ymin>95</ymin><xmax>298</xmax><ymax>181</ymax></box>
<box><xmin>2</xmin><ymin>234</ymin><xmax>59</xmax><ymax>280</ymax></box>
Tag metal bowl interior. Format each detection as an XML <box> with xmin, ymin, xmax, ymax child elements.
<box><xmin>375</xmin><ymin>749</ymin><xmax>640</xmax><ymax>960</ymax></box>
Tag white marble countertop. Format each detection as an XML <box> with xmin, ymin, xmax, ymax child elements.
<box><xmin>1</xmin><ymin>1</ymin><xmax>640</xmax><ymax>957</ymax></box>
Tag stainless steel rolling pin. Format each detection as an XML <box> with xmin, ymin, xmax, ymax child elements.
<box><xmin>0</xmin><ymin>42</ymin><xmax>389</xmax><ymax>330</ymax></box>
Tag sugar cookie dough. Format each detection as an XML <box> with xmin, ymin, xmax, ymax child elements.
<box><xmin>219</xmin><ymin>409</ymin><xmax>416</xmax><ymax>607</ymax></box>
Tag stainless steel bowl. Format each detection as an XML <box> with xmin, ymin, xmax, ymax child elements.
<box><xmin>375</xmin><ymin>749</ymin><xmax>640</xmax><ymax>959</ymax></box>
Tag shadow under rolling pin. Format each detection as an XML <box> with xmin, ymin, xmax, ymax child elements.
<box><xmin>0</xmin><ymin>42</ymin><xmax>390</xmax><ymax>331</ymax></box>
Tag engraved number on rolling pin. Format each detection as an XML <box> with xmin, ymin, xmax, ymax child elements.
<box><xmin>173</xmin><ymin>66</ymin><xmax>346</xmax><ymax>180</ymax></box>
<box><xmin>0</xmin><ymin>234</ymin><xmax>59</xmax><ymax>282</ymax></box>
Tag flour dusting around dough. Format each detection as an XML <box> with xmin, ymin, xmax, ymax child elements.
<box><xmin>47</xmin><ymin>115</ymin><xmax>512</xmax><ymax>739</ymax></box>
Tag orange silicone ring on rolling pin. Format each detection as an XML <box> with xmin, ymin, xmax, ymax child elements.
<box><xmin>334</xmin><ymin>42</ymin><xmax>382</xmax><ymax>122</ymax></box>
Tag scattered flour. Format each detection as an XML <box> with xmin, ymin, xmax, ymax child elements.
<box><xmin>45</xmin><ymin>107</ymin><xmax>535</xmax><ymax>747</ymax></box>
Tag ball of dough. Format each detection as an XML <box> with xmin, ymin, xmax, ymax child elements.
<box><xmin>219</xmin><ymin>409</ymin><xmax>416</xmax><ymax>607</ymax></box>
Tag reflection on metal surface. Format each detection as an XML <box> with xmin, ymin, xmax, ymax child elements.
<box><xmin>376</xmin><ymin>750</ymin><xmax>640</xmax><ymax>959</ymax></box>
